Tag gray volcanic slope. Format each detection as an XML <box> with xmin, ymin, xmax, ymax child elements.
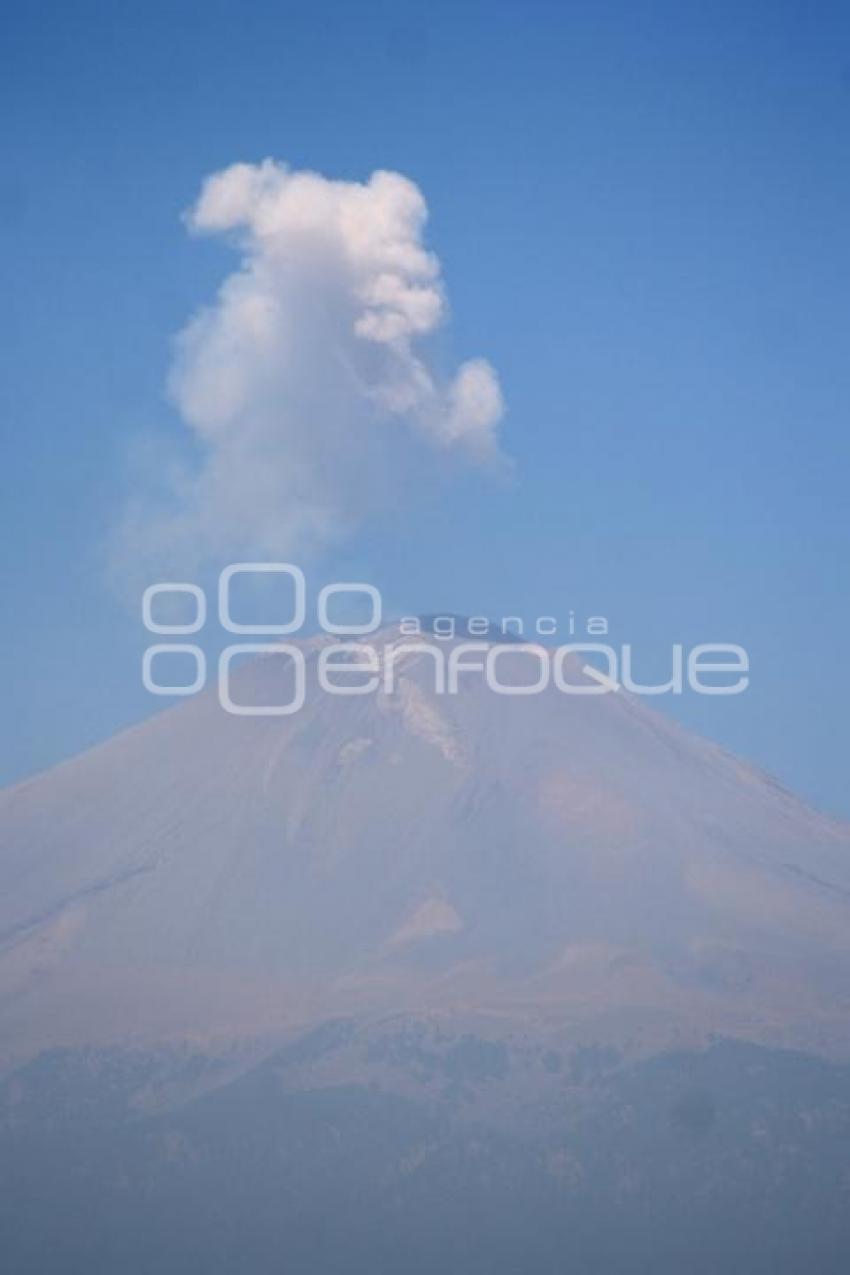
<box><xmin>1</xmin><ymin>626</ymin><xmax>849</xmax><ymax>1064</ymax></box>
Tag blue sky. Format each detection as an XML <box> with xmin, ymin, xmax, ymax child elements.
<box><xmin>2</xmin><ymin>0</ymin><xmax>849</xmax><ymax>815</ymax></box>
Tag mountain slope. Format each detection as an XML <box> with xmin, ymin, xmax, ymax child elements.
<box><xmin>1</xmin><ymin>626</ymin><xmax>849</xmax><ymax>1064</ymax></box>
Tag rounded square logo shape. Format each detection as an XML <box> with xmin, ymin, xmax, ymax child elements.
<box><xmin>218</xmin><ymin>564</ymin><xmax>306</xmax><ymax>635</ymax></box>
<box><xmin>317</xmin><ymin>582</ymin><xmax>382</xmax><ymax>635</ymax></box>
<box><xmin>143</xmin><ymin>583</ymin><xmax>206</xmax><ymax>635</ymax></box>
<box><xmin>143</xmin><ymin>644</ymin><xmax>206</xmax><ymax>695</ymax></box>
<box><xmin>218</xmin><ymin>643</ymin><xmax>306</xmax><ymax>715</ymax></box>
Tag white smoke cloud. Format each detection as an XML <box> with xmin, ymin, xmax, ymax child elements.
<box><xmin>121</xmin><ymin>160</ymin><xmax>506</xmax><ymax>574</ymax></box>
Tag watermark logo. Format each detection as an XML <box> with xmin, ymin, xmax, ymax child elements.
<box><xmin>142</xmin><ymin>564</ymin><xmax>749</xmax><ymax>714</ymax></box>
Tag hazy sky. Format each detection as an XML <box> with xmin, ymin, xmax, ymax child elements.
<box><xmin>2</xmin><ymin>0</ymin><xmax>849</xmax><ymax>816</ymax></box>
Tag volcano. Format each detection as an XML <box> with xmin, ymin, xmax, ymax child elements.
<box><xmin>1</xmin><ymin>626</ymin><xmax>849</xmax><ymax>1272</ymax></box>
<box><xmin>2</xmin><ymin>624</ymin><xmax>849</xmax><ymax>1061</ymax></box>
